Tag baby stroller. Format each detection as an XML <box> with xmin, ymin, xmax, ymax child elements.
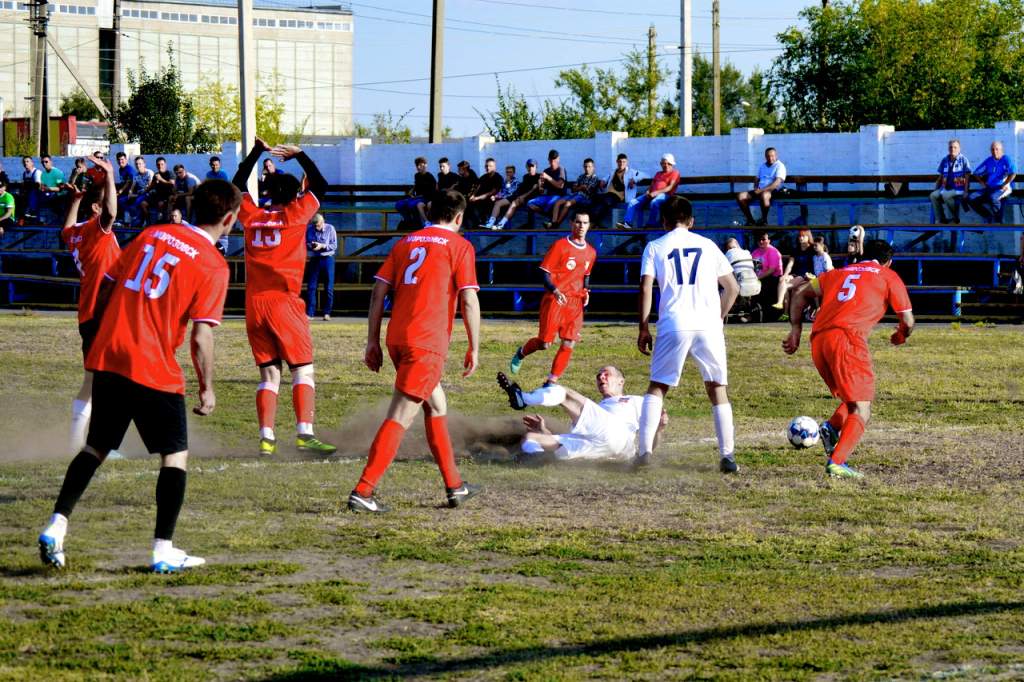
<box><xmin>727</xmin><ymin>252</ymin><xmax>763</xmax><ymax>323</ymax></box>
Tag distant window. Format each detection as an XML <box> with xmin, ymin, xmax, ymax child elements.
<box><xmin>341</xmin><ymin>22</ymin><xmax>351</xmax><ymax>31</ymax></box>
<box><xmin>189</xmin><ymin>13</ymin><xmax>196</xmax><ymax>21</ymax></box>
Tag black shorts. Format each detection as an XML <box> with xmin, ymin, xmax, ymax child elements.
<box><xmin>78</xmin><ymin>319</ymin><xmax>99</xmax><ymax>357</ymax></box>
<box><xmin>86</xmin><ymin>371</ymin><xmax>188</xmax><ymax>456</ymax></box>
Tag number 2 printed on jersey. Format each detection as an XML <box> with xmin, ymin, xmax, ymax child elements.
<box><xmin>403</xmin><ymin>246</ymin><xmax>427</xmax><ymax>284</ymax></box>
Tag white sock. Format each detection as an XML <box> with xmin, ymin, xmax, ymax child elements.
<box><xmin>712</xmin><ymin>403</ymin><xmax>735</xmax><ymax>458</ymax></box>
<box><xmin>260</xmin><ymin>426</ymin><xmax>276</xmax><ymax>440</ymax></box>
<box><xmin>297</xmin><ymin>422</ymin><xmax>314</xmax><ymax>436</ymax></box>
<box><xmin>522</xmin><ymin>384</ymin><xmax>566</xmax><ymax>407</ymax></box>
<box><xmin>70</xmin><ymin>398</ymin><xmax>91</xmax><ymax>454</ymax></box>
<box><xmin>496</xmin><ymin>217</ymin><xmax>508</xmax><ymax>228</ymax></box>
<box><xmin>639</xmin><ymin>394</ymin><xmax>663</xmax><ymax>456</ymax></box>
<box><xmin>45</xmin><ymin>513</ymin><xmax>68</xmax><ymax>538</ymax></box>
<box><xmin>521</xmin><ymin>439</ymin><xmax>544</xmax><ymax>454</ymax></box>
<box><xmin>153</xmin><ymin>539</ymin><xmax>173</xmax><ymax>554</ymax></box>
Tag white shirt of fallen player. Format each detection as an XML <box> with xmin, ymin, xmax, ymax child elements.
<box><xmin>555</xmin><ymin>394</ymin><xmax>644</xmax><ymax>462</ymax></box>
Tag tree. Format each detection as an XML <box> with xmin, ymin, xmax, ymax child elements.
<box><xmin>351</xmin><ymin>110</ymin><xmax>414</xmax><ymax>144</ymax></box>
<box><xmin>191</xmin><ymin>73</ymin><xmax>306</xmax><ymax>147</ymax></box>
<box><xmin>108</xmin><ymin>48</ymin><xmax>216</xmax><ymax>152</ymax></box>
<box><xmin>687</xmin><ymin>55</ymin><xmax>782</xmax><ymax>135</ymax></box>
<box><xmin>60</xmin><ymin>89</ymin><xmax>102</xmax><ymax>121</ymax></box>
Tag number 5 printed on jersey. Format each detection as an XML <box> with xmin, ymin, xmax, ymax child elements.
<box><xmin>124</xmin><ymin>244</ymin><xmax>180</xmax><ymax>299</ymax></box>
<box><xmin>403</xmin><ymin>246</ymin><xmax>427</xmax><ymax>284</ymax></box>
<box><xmin>837</xmin><ymin>273</ymin><xmax>860</xmax><ymax>301</ymax></box>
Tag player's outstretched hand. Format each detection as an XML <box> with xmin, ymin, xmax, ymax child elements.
<box><xmin>782</xmin><ymin>329</ymin><xmax>801</xmax><ymax>355</ymax></box>
<box><xmin>254</xmin><ymin>136</ymin><xmax>271</xmax><ymax>152</ymax></box>
<box><xmin>463</xmin><ymin>349</ymin><xmax>479</xmax><ymax>378</ymax></box>
<box><xmin>523</xmin><ymin>413</ymin><xmax>545</xmax><ymax>433</ymax></box>
<box><xmin>890</xmin><ymin>328</ymin><xmax>907</xmax><ymax>346</ymax></box>
<box><xmin>637</xmin><ymin>328</ymin><xmax>653</xmax><ymax>355</ymax></box>
<box><xmin>271</xmin><ymin>144</ymin><xmax>302</xmax><ymax>161</ymax></box>
<box><xmin>364</xmin><ymin>341</ymin><xmax>383</xmax><ymax>373</ymax></box>
<box><xmin>193</xmin><ymin>388</ymin><xmax>216</xmax><ymax>416</ymax></box>
<box><xmin>554</xmin><ymin>290</ymin><xmax>567</xmax><ymax>306</ymax></box>
<box><xmin>90</xmin><ymin>154</ymin><xmax>113</xmax><ymax>173</ymax></box>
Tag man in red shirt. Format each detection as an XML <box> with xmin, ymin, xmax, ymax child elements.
<box><xmin>509</xmin><ymin>211</ymin><xmax>596</xmax><ymax>385</ymax></box>
<box><xmin>349</xmin><ymin>189</ymin><xmax>482</xmax><ymax>513</ymax></box>
<box><xmin>39</xmin><ymin>180</ymin><xmax>240</xmax><ymax>573</ymax></box>
<box><xmin>232</xmin><ymin>138</ymin><xmax>335</xmax><ymax>457</ymax></box>
<box><xmin>61</xmin><ymin>153</ymin><xmax>120</xmax><ymax>456</ymax></box>
<box><xmin>618</xmin><ymin>153</ymin><xmax>680</xmax><ymax>229</ymax></box>
<box><xmin>783</xmin><ymin>239</ymin><xmax>915</xmax><ymax>479</ymax></box>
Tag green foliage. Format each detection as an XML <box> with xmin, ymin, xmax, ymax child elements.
<box><xmin>59</xmin><ymin>89</ymin><xmax>103</xmax><ymax>122</ymax></box>
<box><xmin>190</xmin><ymin>72</ymin><xmax>306</xmax><ymax>147</ymax></box>
<box><xmin>350</xmin><ymin>109</ymin><xmax>414</xmax><ymax>144</ymax></box>
<box><xmin>4</xmin><ymin>126</ymin><xmax>35</xmax><ymax>157</ymax></box>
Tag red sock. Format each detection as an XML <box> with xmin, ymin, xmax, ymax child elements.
<box><xmin>293</xmin><ymin>381</ymin><xmax>315</xmax><ymax>430</ymax></box>
<box><xmin>521</xmin><ymin>337</ymin><xmax>545</xmax><ymax>357</ymax></box>
<box><xmin>831</xmin><ymin>413</ymin><xmax>865</xmax><ymax>466</ymax></box>
<box><xmin>425</xmin><ymin>415</ymin><xmax>462</xmax><ymax>489</ymax></box>
<box><xmin>355</xmin><ymin>419</ymin><xmax>407</xmax><ymax>497</ymax></box>
<box><xmin>828</xmin><ymin>403</ymin><xmax>849</xmax><ymax>431</ymax></box>
<box><xmin>549</xmin><ymin>345</ymin><xmax>573</xmax><ymax>380</ymax></box>
<box><xmin>256</xmin><ymin>387</ymin><xmax>278</xmax><ymax>432</ymax></box>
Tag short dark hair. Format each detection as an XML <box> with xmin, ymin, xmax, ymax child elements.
<box><xmin>414</xmin><ymin>156</ymin><xmax>427</xmax><ymax>165</ymax></box>
<box><xmin>116</xmin><ymin>152</ymin><xmax>127</xmax><ymax>159</ymax></box>
<box><xmin>505</xmin><ymin>165</ymin><xmax>516</xmax><ymax>171</ymax></box>
<box><xmin>573</xmin><ymin>209</ymin><xmax>592</xmax><ymax>223</ymax></box>
<box><xmin>813</xmin><ymin>235</ymin><xmax>826</xmax><ymax>245</ymax></box>
<box><xmin>438</xmin><ymin>157</ymin><xmax>449</xmax><ymax>165</ymax></box>
<box><xmin>193</xmin><ymin>179</ymin><xmax>242</xmax><ymax>226</ymax></box>
<box><xmin>484</xmin><ymin>157</ymin><xmax>495</xmax><ymax>165</ymax></box>
<box><xmin>616</xmin><ymin>153</ymin><xmax>628</xmax><ymax>161</ymax></box>
<box><xmin>457</xmin><ymin>160</ymin><xmax>469</xmax><ymax>169</ymax></box>
<box><xmin>548</xmin><ymin>149</ymin><xmax>559</xmax><ymax>160</ymax></box>
<box><xmin>583</xmin><ymin>157</ymin><xmax>594</xmax><ymax>165</ymax></box>
<box><xmin>210</xmin><ymin>156</ymin><xmax>221</xmax><ymax>164</ymax></box>
<box><xmin>22</xmin><ymin>155</ymin><xmax>32</xmax><ymax>162</ymax></box>
<box><xmin>765</xmin><ymin>147</ymin><xmax>777</xmax><ymax>154</ymax></box>
<box><xmin>661</xmin><ymin>195</ymin><xmax>694</xmax><ymax>227</ymax></box>
<box><xmin>41</xmin><ymin>154</ymin><xmax>51</xmax><ymax>161</ymax></box>
<box><xmin>75</xmin><ymin>157</ymin><xmax>86</xmax><ymax>165</ymax></box>
<box><xmin>267</xmin><ymin>173</ymin><xmax>301</xmax><ymax>205</ymax></box>
<box><xmin>754</xmin><ymin>231</ymin><xmax>769</xmax><ymax>241</ymax></box>
<box><xmin>173</xmin><ymin>164</ymin><xmax>185</xmax><ymax>172</ymax></box>
<box><xmin>156</xmin><ymin>156</ymin><xmax>166</xmax><ymax>164</ymax></box>
<box><xmin>0</xmin><ymin>179</ymin><xmax>6</xmax><ymax>188</ymax></box>
<box><xmin>135</xmin><ymin>156</ymin><xmax>146</xmax><ymax>164</ymax></box>
<box><xmin>862</xmin><ymin>239</ymin><xmax>894</xmax><ymax>265</ymax></box>
<box><xmin>429</xmin><ymin>189</ymin><xmax>467</xmax><ymax>223</ymax></box>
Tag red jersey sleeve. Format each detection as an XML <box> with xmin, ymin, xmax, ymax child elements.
<box><xmin>375</xmin><ymin>244</ymin><xmax>402</xmax><ymax>285</ymax></box>
<box><xmin>539</xmin><ymin>240</ymin><xmax>564</xmax><ymax>273</ymax></box>
<box><xmin>286</xmin><ymin>192</ymin><xmax>321</xmax><ymax>228</ymax></box>
<box><xmin>104</xmin><ymin>244</ymin><xmax>131</xmax><ymax>282</ymax></box>
<box><xmin>190</xmin><ymin>263</ymin><xmax>229</xmax><ymax>326</ymax></box>
<box><xmin>453</xmin><ymin>240</ymin><xmax>479</xmax><ymax>291</ymax></box>
<box><xmin>886</xmin><ymin>269</ymin><xmax>913</xmax><ymax>313</ymax></box>
<box><xmin>584</xmin><ymin>246</ymin><xmax>597</xmax><ymax>276</ymax></box>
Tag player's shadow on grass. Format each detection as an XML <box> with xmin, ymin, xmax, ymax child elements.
<box><xmin>261</xmin><ymin>599</ymin><xmax>1024</xmax><ymax>680</ymax></box>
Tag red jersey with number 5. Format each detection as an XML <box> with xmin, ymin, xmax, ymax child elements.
<box><xmin>86</xmin><ymin>223</ymin><xmax>229</xmax><ymax>394</ymax></box>
<box><xmin>539</xmin><ymin>237</ymin><xmax>596</xmax><ymax>298</ymax></box>
<box><xmin>239</xmin><ymin>192</ymin><xmax>319</xmax><ymax>298</ymax></box>
<box><xmin>375</xmin><ymin>225</ymin><xmax>479</xmax><ymax>355</ymax></box>
<box><xmin>811</xmin><ymin>262</ymin><xmax>912</xmax><ymax>338</ymax></box>
<box><xmin>61</xmin><ymin>215</ymin><xmax>121</xmax><ymax>323</ymax></box>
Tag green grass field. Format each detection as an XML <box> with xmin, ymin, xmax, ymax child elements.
<box><xmin>1</xmin><ymin>314</ymin><xmax>1023</xmax><ymax>681</ymax></box>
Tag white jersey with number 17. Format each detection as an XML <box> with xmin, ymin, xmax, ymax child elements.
<box><xmin>640</xmin><ymin>228</ymin><xmax>734</xmax><ymax>332</ymax></box>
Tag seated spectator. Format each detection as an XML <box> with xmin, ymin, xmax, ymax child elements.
<box><xmin>0</xmin><ymin>178</ymin><xmax>15</xmax><ymax>236</ymax></box>
<box><xmin>489</xmin><ymin>159</ymin><xmax>541</xmax><ymax>230</ymax></box>
<box><xmin>395</xmin><ymin>156</ymin><xmax>436</xmax><ymax>228</ymax></box>
<box><xmin>20</xmin><ymin>156</ymin><xmax>43</xmax><ymax>220</ymax></box>
<box><xmin>122</xmin><ymin>156</ymin><xmax>154</xmax><ymax>227</ymax></box>
<box><xmin>258</xmin><ymin>158</ymin><xmax>285</xmax><ymax>206</ymax></box>
<box><xmin>306</xmin><ymin>213</ymin><xmax>337</xmax><ymax>321</ymax></box>
<box><xmin>930</xmin><ymin>139</ymin><xmax>971</xmax><ymax>224</ymax></box>
<box><xmin>426</xmin><ymin>157</ymin><xmax>459</xmax><ymax>217</ymax></box>
<box><xmin>751</xmin><ymin>231</ymin><xmax>783</xmax><ymax>317</ymax></box>
<box><xmin>113</xmin><ymin>152</ymin><xmax>136</xmax><ymax>223</ymax></box>
<box><xmin>549</xmin><ymin>157</ymin><xmax>600</xmax><ymax>229</ymax></box>
<box><xmin>68</xmin><ymin>157</ymin><xmax>93</xmax><ymax>193</ymax></box>
<box><xmin>169</xmin><ymin>207</ymin><xmax>184</xmax><ymax>224</ymax></box>
<box><xmin>38</xmin><ymin>154</ymin><xmax>68</xmax><ymax>225</ymax></box>
<box><xmin>467</xmin><ymin>157</ymin><xmax>503</xmax><ymax>226</ymax></box>
<box><xmin>140</xmin><ymin>156</ymin><xmax>174</xmax><ymax>224</ymax></box>
<box><xmin>618</xmin><ymin>153</ymin><xmax>679</xmax><ymax>229</ymax></box>
<box><xmin>773</xmin><ymin>228</ymin><xmax>815</xmax><ymax>312</ymax></box>
<box><xmin>527</xmin><ymin>149</ymin><xmax>567</xmax><ymax>220</ymax></box>
<box><xmin>594</xmin><ymin>153</ymin><xmax>644</xmax><ymax>224</ymax></box>
<box><xmin>724</xmin><ymin>237</ymin><xmax>760</xmax><ymax>298</ymax></box>
<box><xmin>812</xmin><ymin>236</ymin><xmax>834</xmax><ymax>276</ymax></box>
<box><xmin>206</xmin><ymin>155</ymin><xmax>229</xmax><ymax>181</ymax></box>
<box><xmin>172</xmin><ymin>164</ymin><xmax>201</xmax><ymax>218</ymax></box>
<box><xmin>736</xmin><ymin>147</ymin><xmax>786</xmax><ymax>226</ymax></box>
<box><xmin>967</xmin><ymin>141</ymin><xmax>1016</xmax><ymax>223</ymax></box>
<box><xmin>0</xmin><ymin>160</ymin><xmax>9</xmax><ymax>190</ymax></box>
<box><xmin>455</xmin><ymin>160</ymin><xmax>479</xmax><ymax>199</ymax></box>
<box><xmin>483</xmin><ymin>164</ymin><xmax>519</xmax><ymax>229</ymax></box>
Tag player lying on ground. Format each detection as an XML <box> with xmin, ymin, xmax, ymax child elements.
<box><xmin>232</xmin><ymin>137</ymin><xmax>336</xmax><ymax>456</ymax></box>
<box><xmin>636</xmin><ymin>195</ymin><xmax>741</xmax><ymax>473</ymax></box>
<box><xmin>349</xmin><ymin>190</ymin><xmax>483</xmax><ymax>513</ymax></box>
<box><xmin>509</xmin><ymin>210</ymin><xmax>596</xmax><ymax>384</ymax></box>
<box><xmin>497</xmin><ymin>366</ymin><xmax>667</xmax><ymax>463</ymax></box>
<box><xmin>782</xmin><ymin>238</ymin><xmax>915</xmax><ymax>479</ymax></box>
<box><xmin>39</xmin><ymin>180</ymin><xmax>240</xmax><ymax>573</ymax></box>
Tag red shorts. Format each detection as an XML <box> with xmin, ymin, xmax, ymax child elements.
<box><xmin>246</xmin><ymin>294</ymin><xmax>314</xmax><ymax>367</ymax></box>
<box><xmin>810</xmin><ymin>328</ymin><xmax>875</xmax><ymax>403</ymax></box>
<box><xmin>388</xmin><ymin>344</ymin><xmax>445</xmax><ymax>401</ymax></box>
<box><xmin>538</xmin><ymin>293</ymin><xmax>584</xmax><ymax>343</ymax></box>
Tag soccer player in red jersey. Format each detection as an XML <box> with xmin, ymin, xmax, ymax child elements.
<box><xmin>39</xmin><ymin>180</ymin><xmax>240</xmax><ymax>572</ymax></box>
<box><xmin>232</xmin><ymin>138</ymin><xmax>336</xmax><ymax>456</ymax></box>
<box><xmin>349</xmin><ymin>189</ymin><xmax>482</xmax><ymax>513</ymax></box>
<box><xmin>508</xmin><ymin>210</ymin><xmax>597</xmax><ymax>384</ymax></box>
<box><xmin>61</xmin><ymin>153</ymin><xmax>120</xmax><ymax>455</ymax></box>
<box><xmin>783</xmin><ymin>239</ymin><xmax>915</xmax><ymax>479</ymax></box>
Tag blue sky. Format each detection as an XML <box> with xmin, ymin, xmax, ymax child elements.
<box><xmin>349</xmin><ymin>0</ymin><xmax>812</xmax><ymax>136</ymax></box>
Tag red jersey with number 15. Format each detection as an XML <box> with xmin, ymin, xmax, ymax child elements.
<box><xmin>62</xmin><ymin>215</ymin><xmax>121</xmax><ymax>323</ymax></box>
<box><xmin>540</xmin><ymin>237</ymin><xmax>596</xmax><ymax>298</ymax></box>
<box><xmin>375</xmin><ymin>225</ymin><xmax>479</xmax><ymax>356</ymax></box>
<box><xmin>811</xmin><ymin>261</ymin><xmax>912</xmax><ymax>339</ymax></box>
<box><xmin>239</xmin><ymin>192</ymin><xmax>319</xmax><ymax>298</ymax></box>
<box><xmin>86</xmin><ymin>223</ymin><xmax>229</xmax><ymax>394</ymax></box>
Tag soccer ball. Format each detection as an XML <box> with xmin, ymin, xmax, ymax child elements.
<box><xmin>788</xmin><ymin>416</ymin><xmax>820</xmax><ymax>449</ymax></box>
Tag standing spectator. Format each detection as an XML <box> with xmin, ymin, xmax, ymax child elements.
<box><xmin>206</xmin><ymin>156</ymin><xmax>229</xmax><ymax>182</ymax></box>
<box><xmin>594</xmin><ymin>153</ymin><xmax>644</xmax><ymax>225</ymax></box>
<box><xmin>305</xmin><ymin>213</ymin><xmax>337</xmax><ymax>321</ymax></box>
<box><xmin>172</xmin><ymin>164</ymin><xmax>201</xmax><ymax>219</ymax></box>
<box><xmin>736</xmin><ymin>147</ymin><xmax>787</xmax><ymax>226</ymax></box>
<box><xmin>774</xmin><ymin>228</ymin><xmax>816</xmax><ymax>312</ymax></box>
<box><xmin>114</xmin><ymin>152</ymin><xmax>136</xmax><ymax>223</ymax></box>
<box><xmin>751</xmin><ymin>231</ymin><xmax>783</xmax><ymax>316</ymax></box>
<box><xmin>395</xmin><ymin>156</ymin><xmax>436</xmax><ymax>228</ymax></box>
<box><xmin>489</xmin><ymin>159</ymin><xmax>541</xmax><ymax>230</ymax></box>
<box><xmin>527</xmin><ymin>149</ymin><xmax>568</xmax><ymax>220</ymax></box>
<box><xmin>930</xmin><ymin>139</ymin><xmax>971</xmax><ymax>224</ymax></box>
<box><xmin>548</xmin><ymin>158</ymin><xmax>601</xmax><ymax>229</ymax></box>
<box><xmin>967</xmin><ymin>141</ymin><xmax>1016</xmax><ymax>223</ymax></box>
<box><xmin>812</xmin><ymin>236</ymin><xmax>834</xmax><ymax>276</ymax></box>
<box><xmin>467</xmin><ymin>157</ymin><xmax>502</xmax><ymax>226</ymax></box>
<box><xmin>259</xmin><ymin>158</ymin><xmax>285</xmax><ymax>207</ymax></box>
<box><xmin>20</xmin><ymin>156</ymin><xmax>43</xmax><ymax>220</ymax></box>
<box><xmin>0</xmin><ymin>179</ymin><xmax>15</xmax><ymax>235</ymax></box>
<box><xmin>483</xmin><ymin>164</ymin><xmax>520</xmax><ymax>229</ymax></box>
<box><xmin>618</xmin><ymin>153</ymin><xmax>679</xmax><ymax>229</ymax></box>
<box><xmin>455</xmin><ymin>160</ymin><xmax>479</xmax><ymax>199</ymax></box>
<box><xmin>124</xmin><ymin>156</ymin><xmax>154</xmax><ymax>227</ymax></box>
<box><xmin>38</xmin><ymin>154</ymin><xmax>68</xmax><ymax>225</ymax></box>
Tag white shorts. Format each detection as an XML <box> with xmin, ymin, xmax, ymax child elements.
<box><xmin>650</xmin><ymin>329</ymin><xmax>728</xmax><ymax>387</ymax></box>
<box><xmin>555</xmin><ymin>399</ymin><xmax>635</xmax><ymax>462</ymax></box>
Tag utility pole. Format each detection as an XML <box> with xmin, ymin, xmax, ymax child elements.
<box><xmin>112</xmin><ymin>0</ymin><xmax>121</xmax><ymax>110</ymax></box>
<box><xmin>678</xmin><ymin>0</ymin><xmax>692</xmax><ymax>136</ymax></box>
<box><xmin>712</xmin><ymin>0</ymin><xmax>721</xmax><ymax>136</ymax></box>
<box><xmin>647</xmin><ymin>25</ymin><xmax>657</xmax><ymax>130</ymax></box>
<box><xmin>429</xmin><ymin>0</ymin><xmax>444</xmax><ymax>143</ymax></box>
<box><xmin>28</xmin><ymin>0</ymin><xmax>48</xmax><ymax>155</ymax></box>
<box><xmin>238</xmin><ymin>0</ymin><xmax>257</xmax><ymax>195</ymax></box>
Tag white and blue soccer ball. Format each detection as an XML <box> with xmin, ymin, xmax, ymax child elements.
<box><xmin>788</xmin><ymin>416</ymin><xmax>820</xmax><ymax>449</ymax></box>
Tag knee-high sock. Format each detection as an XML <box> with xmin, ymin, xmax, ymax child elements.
<box><xmin>520</xmin><ymin>337</ymin><xmax>545</xmax><ymax>357</ymax></box>
<box><xmin>256</xmin><ymin>382</ymin><xmax>278</xmax><ymax>440</ymax></box>
<box><xmin>53</xmin><ymin>451</ymin><xmax>102</xmax><ymax>518</ymax></box>
<box><xmin>712</xmin><ymin>403</ymin><xmax>735</xmax><ymax>458</ymax></box>
<box><xmin>549</xmin><ymin>345</ymin><xmax>573</xmax><ymax>381</ymax></box>
<box><xmin>831</xmin><ymin>413</ymin><xmax>865</xmax><ymax>466</ymax></box>
<box><xmin>70</xmin><ymin>398</ymin><xmax>92</xmax><ymax>455</ymax></box>
<box><xmin>827</xmin><ymin>403</ymin><xmax>849</xmax><ymax>431</ymax></box>
<box><xmin>292</xmin><ymin>367</ymin><xmax>315</xmax><ymax>435</ymax></box>
<box><xmin>638</xmin><ymin>394</ymin><xmax>663</xmax><ymax>456</ymax></box>
<box><xmin>355</xmin><ymin>419</ymin><xmax>407</xmax><ymax>497</ymax></box>
<box><xmin>425</xmin><ymin>415</ymin><xmax>462</xmax><ymax>489</ymax></box>
<box><xmin>154</xmin><ymin>466</ymin><xmax>186</xmax><ymax>541</ymax></box>
<box><xmin>522</xmin><ymin>384</ymin><xmax>567</xmax><ymax>407</ymax></box>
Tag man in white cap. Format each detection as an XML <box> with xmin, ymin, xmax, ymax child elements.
<box><xmin>736</xmin><ymin>147</ymin><xmax>786</xmax><ymax>226</ymax></box>
<box><xmin>617</xmin><ymin>153</ymin><xmax>680</xmax><ymax>229</ymax></box>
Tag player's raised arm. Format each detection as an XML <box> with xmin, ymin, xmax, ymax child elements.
<box><xmin>62</xmin><ymin>186</ymin><xmax>86</xmax><ymax>232</ymax></box>
<box><xmin>92</xmin><ymin>155</ymin><xmax>117</xmax><ymax>232</ymax></box>
<box><xmin>460</xmin><ymin>287</ymin><xmax>481</xmax><ymax>377</ymax></box>
<box><xmin>273</xmin><ymin>145</ymin><xmax>328</xmax><ymax>201</ymax></box>
<box><xmin>232</xmin><ymin>138</ymin><xmax>269</xmax><ymax>193</ymax></box>
<box><xmin>190</xmin><ymin>322</ymin><xmax>216</xmax><ymax>416</ymax></box>
<box><xmin>637</xmin><ymin>274</ymin><xmax>655</xmax><ymax>355</ymax></box>
<box><xmin>782</xmin><ymin>279</ymin><xmax>820</xmax><ymax>354</ymax></box>
<box><xmin>718</xmin><ymin>272</ymin><xmax>739</xmax><ymax>320</ymax></box>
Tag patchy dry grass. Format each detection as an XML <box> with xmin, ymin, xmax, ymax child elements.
<box><xmin>1</xmin><ymin>315</ymin><xmax>1023</xmax><ymax>680</ymax></box>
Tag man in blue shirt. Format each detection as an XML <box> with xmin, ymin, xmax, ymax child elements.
<box><xmin>929</xmin><ymin>139</ymin><xmax>970</xmax><ymax>224</ymax></box>
<box><xmin>206</xmin><ymin>156</ymin><xmax>229</xmax><ymax>181</ymax></box>
<box><xmin>967</xmin><ymin>141</ymin><xmax>1016</xmax><ymax>223</ymax></box>
<box><xmin>305</xmin><ymin>213</ymin><xmax>338</xmax><ymax>320</ymax></box>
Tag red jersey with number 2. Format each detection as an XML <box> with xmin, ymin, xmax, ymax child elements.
<box><xmin>239</xmin><ymin>192</ymin><xmax>319</xmax><ymax>298</ymax></box>
<box><xmin>62</xmin><ymin>215</ymin><xmax>121</xmax><ymax>323</ymax></box>
<box><xmin>539</xmin><ymin>237</ymin><xmax>596</xmax><ymax>298</ymax></box>
<box><xmin>375</xmin><ymin>226</ymin><xmax>479</xmax><ymax>356</ymax></box>
<box><xmin>811</xmin><ymin>262</ymin><xmax>912</xmax><ymax>338</ymax></box>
